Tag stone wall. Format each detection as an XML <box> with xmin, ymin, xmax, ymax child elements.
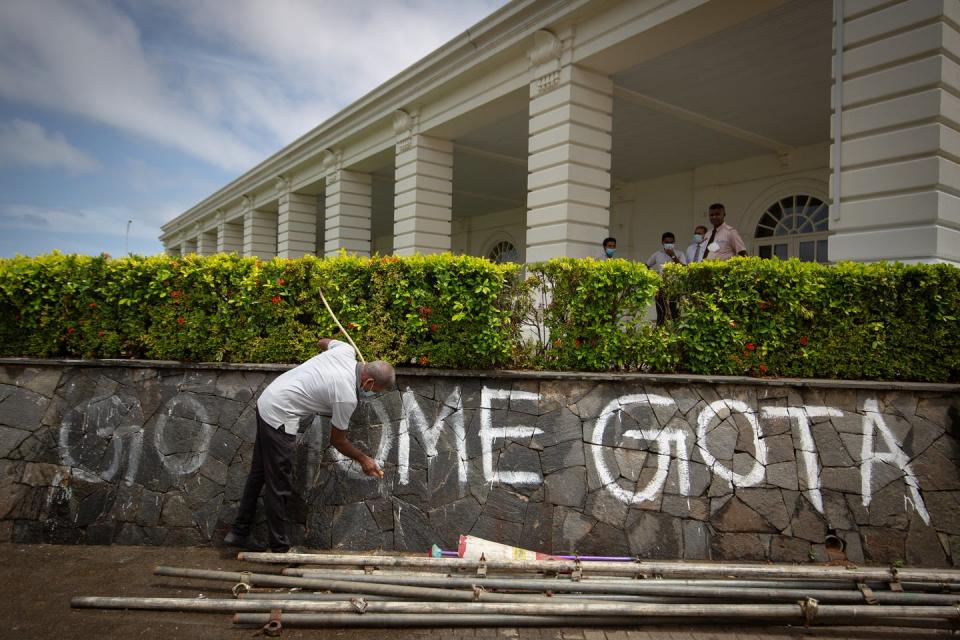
<box><xmin>1</xmin><ymin>360</ymin><xmax>958</xmax><ymax>565</ymax></box>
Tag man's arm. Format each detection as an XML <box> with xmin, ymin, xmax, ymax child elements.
<box><xmin>318</xmin><ymin>338</ymin><xmax>333</xmax><ymax>351</ymax></box>
<box><xmin>329</xmin><ymin>426</ymin><xmax>383</xmax><ymax>477</ymax></box>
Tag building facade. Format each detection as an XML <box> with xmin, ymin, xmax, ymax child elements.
<box><xmin>161</xmin><ymin>0</ymin><xmax>960</xmax><ymax>266</ymax></box>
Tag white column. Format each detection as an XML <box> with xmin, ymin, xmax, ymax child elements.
<box><xmin>830</xmin><ymin>0</ymin><xmax>960</xmax><ymax>264</ymax></box>
<box><xmin>276</xmin><ymin>177</ymin><xmax>318</xmax><ymax>258</ymax></box>
<box><xmin>394</xmin><ymin>128</ymin><xmax>453</xmax><ymax>256</ymax></box>
<box><xmin>242</xmin><ymin>197</ymin><xmax>278</xmax><ymax>259</ymax></box>
<box><xmin>525</xmin><ymin>59</ymin><xmax>613</xmax><ymax>262</ymax></box>
<box><xmin>325</xmin><ymin>169</ymin><xmax>372</xmax><ymax>256</ymax></box>
<box><xmin>196</xmin><ymin>224</ymin><xmax>217</xmax><ymax>256</ymax></box>
<box><xmin>217</xmin><ymin>211</ymin><xmax>244</xmax><ymax>254</ymax></box>
<box><xmin>181</xmin><ymin>237</ymin><xmax>197</xmax><ymax>255</ymax></box>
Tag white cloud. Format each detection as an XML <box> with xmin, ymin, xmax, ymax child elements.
<box><xmin>0</xmin><ymin>119</ymin><xmax>99</xmax><ymax>172</ymax></box>
<box><xmin>0</xmin><ymin>0</ymin><xmax>506</xmax><ymax>173</ymax></box>
<box><xmin>0</xmin><ymin>0</ymin><xmax>264</xmax><ymax>171</ymax></box>
<box><xmin>0</xmin><ymin>202</ymin><xmax>172</xmax><ymax>241</ymax></box>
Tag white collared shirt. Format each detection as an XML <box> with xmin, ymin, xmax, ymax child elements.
<box><xmin>257</xmin><ymin>340</ymin><xmax>358</xmax><ymax>434</ymax></box>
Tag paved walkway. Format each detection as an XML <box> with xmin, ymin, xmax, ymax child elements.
<box><xmin>1</xmin><ymin>543</ymin><xmax>952</xmax><ymax>639</ymax></box>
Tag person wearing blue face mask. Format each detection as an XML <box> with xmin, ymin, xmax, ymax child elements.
<box><xmin>599</xmin><ymin>237</ymin><xmax>617</xmax><ymax>259</ymax></box>
<box><xmin>645</xmin><ymin>231</ymin><xmax>686</xmax><ymax>325</ymax></box>
<box><xmin>224</xmin><ymin>338</ymin><xmax>394</xmax><ymax>553</ymax></box>
<box><xmin>686</xmin><ymin>225</ymin><xmax>709</xmax><ymax>264</ymax></box>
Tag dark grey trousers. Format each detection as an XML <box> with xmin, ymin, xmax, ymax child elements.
<box><xmin>232</xmin><ymin>410</ymin><xmax>296</xmax><ymax>552</ymax></box>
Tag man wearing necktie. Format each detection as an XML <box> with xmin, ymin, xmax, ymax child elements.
<box><xmin>701</xmin><ymin>203</ymin><xmax>748</xmax><ymax>261</ymax></box>
<box><xmin>685</xmin><ymin>225</ymin><xmax>708</xmax><ymax>263</ymax></box>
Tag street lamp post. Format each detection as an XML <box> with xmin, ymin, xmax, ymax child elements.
<box><xmin>125</xmin><ymin>219</ymin><xmax>132</xmax><ymax>255</ymax></box>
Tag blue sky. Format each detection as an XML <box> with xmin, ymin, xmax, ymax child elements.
<box><xmin>0</xmin><ymin>0</ymin><xmax>508</xmax><ymax>257</ymax></box>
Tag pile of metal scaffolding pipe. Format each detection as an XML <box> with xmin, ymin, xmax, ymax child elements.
<box><xmin>237</xmin><ymin>552</ymin><xmax>960</xmax><ymax>584</ymax></box>
<box><xmin>276</xmin><ymin>569</ymin><xmax>960</xmax><ymax>606</ymax></box>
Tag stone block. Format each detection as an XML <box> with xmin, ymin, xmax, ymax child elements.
<box><xmin>765</xmin><ymin>461</ymin><xmax>799</xmax><ymax>490</ymax></box>
<box><xmin>820</xmin><ymin>467</ymin><xmax>861</xmax><ymax>492</ymax></box>
<box><xmin>811</xmin><ymin>423</ymin><xmax>855</xmax><ymax>467</ymax></box>
<box><xmin>821</xmin><ymin>490</ymin><xmax>855</xmax><ymax>530</ymax></box>
<box><xmin>553</xmin><ymin>507</ymin><xmax>594</xmax><ymax>551</ymax></box>
<box><xmin>770</xmin><ymin>536</ymin><xmax>812</xmax><ymax>563</ymax></box>
<box><xmin>0</xmin><ymin>426</ymin><xmax>29</xmax><ymax>458</ymax></box>
<box><xmin>861</xmin><ymin>527</ymin><xmax>906</xmax><ymax>564</ymax></box>
<box><xmin>625</xmin><ymin>510</ymin><xmax>681</xmax><ymax>559</ymax></box>
<box><xmin>841</xmin><ymin>530</ymin><xmax>865</xmax><ymax>564</ymax></box>
<box><xmin>305</xmin><ymin>505</ymin><xmax>335</xmax><ymax>549</ymax></box>
<box><xmin>533</xmin><ymin>408</ymin><xmax>582</xmax><ymax>448</ymax></box>
<box><xmin>710</xmin><ymin>533</ymin><xmax>768</xmax><ymax>561</ymax></box>
<box><xmin>787</xmin><ymin>497</ymin><xmax>827</xmax><ymax>542</ymax></box>
<box><xmin>0</xmin><ymin>387</ymin><xmax>49</xmax><ymax>431</ymax></box>
<box><xmin>667</xmin><ymin>386</ymin><xmax>700</xmax><ymax>416</ymax></box>
<box><xmin>585</xmin><ymin>487</ymin><xmax>627</xmax><ymax>527</ymax></box>
<box><xmin>519</xmin><ymin>501</ymin><xmax>554</xmax><ymax>553</ymax></box>
<box><xmin>545</xmin><ymin>467</ymin><xmax>586</xmax><ymax>508</ymax></box>
<box><xmin>661</xmin><ymin>495</ymin><xmax>709</xmax><ymax>521</ymax></box>
<box><xmin>762</xmin><ymin>434</ymin><xmax>794</xmax><ymax>465</ymax></box>
<box><xmin>214</xmin><ymin>371</ymin><xmax>255</xmax><ymax>403</ymax></box>
<box><xmin>712</xmin><ymin>496</ymin><xmax>777</xmax><ymax>533</ymax></box>
<box><xmin>906</xmin><ymin>512</ymin><xmax>947</xmax><ymax>567</ymax></box>
<box><xmin>393</xmin><ymin>497</ymin><xmax>437</xmax><ymax>551</ymax></box>
<box><xmin>160</xmin><ymin>493</ymin><xmax>195</xmax><ymax>528</ymax></box>
<box><xmin>925</xmin><ymin>491</ymin><xmax>960</xmax><ymax>534</ymax></box>
<box><xmin>470</xmin><ymin>513</ymin><xmax>522</xmax><ymax>547</ymax></box>
<box><xmin>579</xmin><ymin>521</ymin><xmax>629</xmax><ymax>556</ymax></box>
<box><xmin>483</xmin><ymin>487</ymin><xmax>528</xmax><ymax>523</ymax></box>
<box><xmin>737</xmin><ymin>488</ymin><xmax>791</xmax><ymax>531</ymax></box>
<box><xmin>866</xmin><ymin>480</ymin><xmax>911</xmax><ymax>529</ymax></box>
<box><xmin>683</xmin><ymin>520</ymin><xmax>710</xmax><ymax>559</ymax></box>
<box><xmin>331</xmin><ymin>502</ymin><xmax>383</xmax><ymax>551</ymax></box>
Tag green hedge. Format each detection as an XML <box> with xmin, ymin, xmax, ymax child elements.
<box><xmin>0</xmin><ymin>252</ymin><xmax>523</xmax><ymax>368</ymax></box>
<box><xmin>1</xmin><ymin>253</ymin><xmax>957</xmax><ymax>381</ymax></box>
<box><xmin>662</xmin><ymin>258</ymin><xmax>960</xmax><ymax>382</ymax></box>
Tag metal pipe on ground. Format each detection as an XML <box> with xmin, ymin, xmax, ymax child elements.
<box><xmin>70</xmin><ymin>595</ymin><xmax>960</xmax><ymax>625</ymax></box>
<box><xmin>238</xmin><ymin>552</ymin><xmax>960</xmax><ymax>584</ymax></box>
<box><xmin>232</xmin><ymin>612</ymin><xmax>956</xmax><ymax>631</ymax></box>
<box><xmin>238</xmin><ymin>591</ymin><xmax>714</xmax><ymax>605</ymax></box>
<box><xmin>287</xmin><ymin>569</ymin><xmax>960</xmax><ymax>593</ymax></box>
<box><xmin>153</xmin><ymin>566</ymin><xmax>605</xmax><ymax>604</ymax></box>
<box><xmin>231</xmin><ymin>612</ymin><xmax>710</xmax><ymax>628</ymax></box>
<box><xmin>278</xmin><ymin>568</ymin><xmax>960</xmax><ymax>606</ymax></box>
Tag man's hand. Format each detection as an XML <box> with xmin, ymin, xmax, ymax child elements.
<box><xmin>360</xmin><ymin>455</ymin><xmax>384</xmax><ymax>478</ymax></box>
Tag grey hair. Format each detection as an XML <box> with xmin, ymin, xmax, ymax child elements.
<box><xmin>365</xmin><ymin>360</ymin><xmax>396</xmax><ymax>389</ymax></box>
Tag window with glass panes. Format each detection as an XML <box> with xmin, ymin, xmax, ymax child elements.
<box><xmin>487</xmin><ymin>240</ymin><xmax>519</xmax><ymax>264</ymax></box>
<box><xmin>754</xmin><ymin>195</ymin><xmax>829</xmax><ymax>263</ymax></box>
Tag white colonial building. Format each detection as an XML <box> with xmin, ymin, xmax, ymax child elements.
<box><xmin>161</xmin><ymin>0</ymin><xmax>960</xmax><ymax>266</ymax></box>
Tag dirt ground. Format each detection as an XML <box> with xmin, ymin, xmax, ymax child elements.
<box><xmin>0</xmin><ymin>543</ymin><xmax>954</xmax><ymax>640</ymax></box>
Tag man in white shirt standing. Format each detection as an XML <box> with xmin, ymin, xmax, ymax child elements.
<box><xmin>224</xmin><ymin>339</ymin><xmax>395</xmax><ymax>553</ymax></box>
<box><xmin>685</xmin><ymin>225</ymin><xmax>709</xmax><ymax>264</ymax></box>
<box><xmin>645</xmin><ymin>231</ymin><xmax>686</xmax><ymax>325</ymax></box>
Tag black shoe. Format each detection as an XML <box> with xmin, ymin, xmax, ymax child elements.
<box><xmin>223</xmin><ymin>531</ymin><xmax>267</xmax><ymax>551</ymax></box>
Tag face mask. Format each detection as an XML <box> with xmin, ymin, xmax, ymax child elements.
<box><xmin>604</xmin><ymin>247</ymin><xmax>615</xmax><ymax>257</ymax></box>
<box><xmin>693</xmin><ymin>233</ymin><xmax>704</xmax><ymax>243</ymax></box>
<box><xmin>360</xmin><ymin>387</ymin><xmax>377</xmax><ymax>399</ymax></box>
<box><xmin>663</xmin><ymin>243</ymin><xmax>674</xmax><ymax>251</ymax></box>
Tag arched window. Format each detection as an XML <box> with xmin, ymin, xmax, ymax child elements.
<box><xmin>754</xmin><ymin>195</ymin><xmax>829</xmax><ymax>263</ymax></box>
<box><xmin>487</xmin><ymin>240</ymin><xmax>520</xmax><ymax>264</ymax></box>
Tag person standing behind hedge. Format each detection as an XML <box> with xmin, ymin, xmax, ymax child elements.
<box><xmin>702</xmin><ymin>203</ymin><xmax>748</xmax><ymax>260</ymax></box>
<box><xmin>645</xmin><ymin>231</ymin><xmax>685</xmax><ymax>325</ymax></box>
<box><xmin>224</xmin><ymin>339</ymin><xmax>395</xmax><ymax>553</ymax></box>
<box><xmin>598</xmin><ymin>237</ymin><xmax>617</xmax><ymax>259</ymax></box>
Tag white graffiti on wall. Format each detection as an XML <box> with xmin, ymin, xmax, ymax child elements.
<box><xmin>51</xmin><ymin>381</ymin><xmax>933</xmax><ymax>525</ymax></box>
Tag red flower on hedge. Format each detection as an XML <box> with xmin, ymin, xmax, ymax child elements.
<box><xmin>759</xmin><ymin>364</ymin><xmax>768</xmax><ymax>374</ymax></box>
<box><xmin>67</xmin><ymin>327</ymin><xmax>76</xmax><ymax>334</ymax></box>
<box><xmin>745</xmin><ymin>342</ymin><xmax>755</xmax><ymax>351</ymax></box>
<box><xmin>177</xmin><ymin>317</ymin><xmax>185</xmax><ymax>325</ymax></box>
<box><xmin>799</xmin><ymin>335</ymin><xmax>808</xmax><ymax>346</ymax></box>
<box><xmin>97</xmin><ymin>330</ymin><xmax>106</xmax><ymax>337</ymax></box>
<box><xmin>430</xmin><ymin>323</ymin><xmax>439</xmax><ymax>333</ymax></box>
<box><xmin>419</xmin><ymin>355</ymin><xmax>429</xmax><ymax>366</ymax></box>
<box><xmin>347</xmin><ymin>322</ymin><xmax>357</xmax><ymax>330</ymax></box>
<box><xmin>277</xmin><ymin>278</ymin><xmax>285</xmax><ymax>285</ymax></box>
<box><xmin>729</xmin><ymin>320</ymin><xmax>737</xmax><ymax>328</ymax></box>
<box><xmin>88</xmin><ymin>302</ymin><xmax>97</xmax><ymax>309</ymax></box>
<box><xmin>271</xmin><ymin>295</ymin><xmax>281</xmax><ymax>304</ymax></box>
